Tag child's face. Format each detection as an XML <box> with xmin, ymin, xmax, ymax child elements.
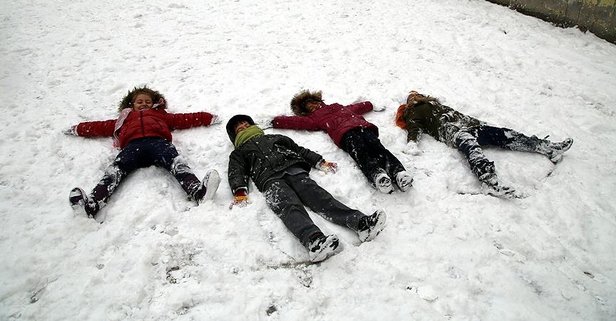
<box><xmin>305</xmin><ymin>101</ymin><xmax>321</xmax><ymax>113</ymax></box>
<box><xmin>132</xmin><ymin>93</ymin><xmax>154</xmax><ymax>111</ymax></box>
<box><xmin>234</xmin><ymin>121</ymin><xmax>251</xmax><ymax>134</ymax></box>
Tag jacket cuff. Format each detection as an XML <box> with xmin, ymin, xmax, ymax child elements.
<box><xmin>233</xmin><ymin>187</ymin><xmax>248</xmax><ymax>196</ymax></box>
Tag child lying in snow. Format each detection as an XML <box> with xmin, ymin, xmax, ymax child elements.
<box><xmin>395</xmin><ymin>90</ymin><xmax>573</xmax><ymax>198</ymax></box>
<box><xmin>65</xmin><ymin>86</ymin><xmax>221</xmax><ymax>219</ymax></box>
<box><xmin>226</xmin><ymin>114</ymin><xmax>386</xmax><ymax>263</ymax></box>
<box><xmin>269</xmin><ymin>90</ymin><xmax>413</xmax><ymax>194</ymax></box>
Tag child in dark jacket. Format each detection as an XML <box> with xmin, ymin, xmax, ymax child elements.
<box><xmin>66</xmin><ymin>86</ymin><xmax>221</xmax><ymax>219</ymax></box>
<box><xmin>226</xmin><ymin>114</ymin><xmax>386</xmax><ymax>263</ymax></box>
<box><xmin>396</xmin><ymin>90</ymin><xmax>573</xmax><ymax>198</ymax></box>
<box><xmin>270</xmin><ymin>90</ymin><xmax>413</xmax><ymax>194</ymax></box>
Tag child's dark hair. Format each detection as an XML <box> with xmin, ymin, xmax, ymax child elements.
<box><xmin>290</xmin><ymin>90</ymin><xmax>323</xmax><ymax>116</ymax></box>
<box><xmin>119</xmin><ymin>86</ymin><xmax>166</xmax><ymax>112</ymax></box>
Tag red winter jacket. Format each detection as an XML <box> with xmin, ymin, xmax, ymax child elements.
<box><xmin>74</xmin><ymin>108</ymin><xmax>214</xmax><ymax>149</ymax></box>
<box><xmin>271</xmin><ymin>102</ymin><xmax>378</xmax><ymax>147</ymax></box>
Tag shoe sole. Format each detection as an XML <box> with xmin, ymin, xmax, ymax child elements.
<box><xmin>69</xmin><ymin>188</ymin><xmax>89</xmax><ymax>217</ymax></box>
<box><xmin>201</xmin><ymin>170</ymin><xmax>221</xmax><ymax>201</ymax></box>
<box><xmin>550</xmin><ymin>139</ymin><xmax>574</xmax><ymax>163</ymax></box>
<box><xmin>396</xmin><ymin>175</ymin><xmax>413</xmax><ymax>192</ymax></box>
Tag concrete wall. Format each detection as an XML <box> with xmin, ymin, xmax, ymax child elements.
<box><xmin>485</xmin><ymin>0</ymin><xmax>616</xmax><ymax>44</ymax></box>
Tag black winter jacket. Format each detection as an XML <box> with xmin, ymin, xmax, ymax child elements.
<box><xmin>228</xmin><ymin>134</ymin><xmax>323</xmax><ymax>193</ymax></box>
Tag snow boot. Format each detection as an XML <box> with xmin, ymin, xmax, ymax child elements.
<box><xmin>69</xmin><ymin>187</ymin><xmax>99</xmax><ymax>218</ymax></box>
<box><xmin>470</xmin><ymin>158</ymin><xmax>496</xmax><ymax>185</ymax></box>
<box><xmin>192</xmin><ymin>169</ymin><xmax>221</xmax><ymax>203</ymax></box>
<box><xmin>357</xmin><ymin>210</ymin><xmax>387</xmax><ymax>242</ymax></box>
<box><xmin>544</xmin><ymin>138</ymin><xmax>573</xmax><ymax>163</ymax></box>
<box><xmin>481</xmin><ymin>181</ymin><xmax>519</xmax><ymax>199</ymax></box>
<box><xmin>394</xmin><ymin>171</ymin><xmax>413</xmax><ymax>192</ymax></box>
<box><xmin>506</xmin><ymin>134</ymin><xmax>573</xmax><ymax>164</ymax></box>
<box><xmin>307</xmin><ymin>233</ymin><xmax>343</xmax><ymax>263</ymax></box>
<box><xmin>373</xmin><ymin>171</ymin><xmax>394</xmax><ymax>194</ymax></box>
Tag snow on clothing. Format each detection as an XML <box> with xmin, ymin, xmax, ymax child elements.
<box><xmin>227</xmin><ymin>130</ymin><xmax>367</xmax><ymax>246</ymax></box>
<box><xmin>272</xmin><ymin>101</ymin><xmax>407</xmax><ymax>187</ymax></box>
<box><xmin>71</xmin><ymin>108</ymin><xmax>216</xmax><ymax>216</ymax></box>
<box><xmin>395</xmin><ymin>95</ymin><xmax>573</xmax><ymax>184</ymax></box>
<box><xmin>74</xmin><ymin>108</ymin><xmax>215</xmax><ymax>149</ymax></box>
<box><xmin>227</xmin><ymin>133</ymin><xmax>323</xmax><ymax>193</ymax></box>
<box><xmin>88</xmin><ymin>137</ymin><xmax>202</xmax><ymax>213</ymax></box>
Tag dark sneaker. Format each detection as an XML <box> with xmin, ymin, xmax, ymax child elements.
<box><xmin>357</xmin><ymin>210</ymin><xmax>387</xmax><ymax>242</ymax></box>
<box><xmin>395</xmin><ymin>171</ymin><xmax>413</xmax><ymax>192</ymax></box>
<box><xmin>193</xmin><ymin>169</ymin><xmax>221</xmax><ymax>203</ymax></box>
<box><xmin>308</xmin><ymin>234</ymin><xmax>343</xmax><ymax>263</ymax></box>
<box><xmin>547</xmin><ymin>138</ymin><xmax>573</xmax><ymax>163</ymax></box>
<box><xmin>69</xmin><ymin>187</ymin><xmax>98</xmax><ymax>218</ymax></box>
<box><xmin>374</xmin><ymin>171</ymin><xmax>394</xmax><ymax>194</ymax></box>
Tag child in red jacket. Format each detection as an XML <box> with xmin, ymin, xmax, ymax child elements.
<box><xmin>65</xmin><ymin>86</ymin><xmax>221</xmax><ymax>219</ymax></box>
<box><xmin>271</xmin><ymin>90</ymin><xmax>413</xmax><ymax>194</ymax></box>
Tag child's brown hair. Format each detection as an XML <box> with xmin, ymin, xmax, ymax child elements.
<box><xmin>118</xmin><ymin>86</ymin><xmax>166</xmax><ymax>112</ymax></box>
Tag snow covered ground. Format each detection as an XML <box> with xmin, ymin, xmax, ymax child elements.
<box><xmin>1</xmin><ymin>0</ymin><xmax>615</xmax><ymax>320</ymax></box>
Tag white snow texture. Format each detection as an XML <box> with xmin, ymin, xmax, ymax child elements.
<box><xmin>1</xmin><ymin>0</ymin><xmax>615</xmax><ymax>320</ymax></box>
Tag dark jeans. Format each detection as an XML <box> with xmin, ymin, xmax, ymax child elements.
<box><xmin>90</xmin><ymin>137</ymin><xmax>201</xmax><ymax>208</ymax></box>
<box><xmin>263</xmin><ymin>172</ymin><xmax>365</xmax><ymax>246</ymax></box>
<box><xmin>341</xmin><ymin>127</ymin><xmax>406</xmax><ymax>184</ymax></box>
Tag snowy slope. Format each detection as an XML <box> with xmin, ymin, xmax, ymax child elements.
<box><xmin>1</xmin><ymin>0</ymin><xmax>615</xmax><ymax>320</ymax></box>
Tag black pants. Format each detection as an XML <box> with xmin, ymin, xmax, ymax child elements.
<box><xmin>454</xmin><ymin>125</ymin><xmax>545</xmax><ymax>178</ymax></box>
<box><xmin>263</xmin><ymin>172</ymin><xmax>365</xmax><ymax>246</ymax></box>
<box><xmin>90</xmin><ymin>137</ymin><xmax>201</xmax><ymax>208</ymax></box>
<box><xmin>340</xmin><ymin>128</ymin><xmax>406</xmax><ymax>185</ymax></box>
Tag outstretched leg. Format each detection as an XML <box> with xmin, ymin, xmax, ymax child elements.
<box><xmin>262</xmin><ymin>178</ymin><xmax>323</xmax><ymax>247</ymax></box>
<box><xmin>287</xmin><ymin>173</ymin><xmax>387</xmax><ymax>242</ymax></box>
<box><xmin>454</xmin><ymin>129</ymin><xmax>497</xmax><ymax>184</ymax></box>
<box><xmin>148</xmin><ymin>139</ymin><xmax>219</xmax><ymax>202</ymax></box>
<box><xmin>70</xmin><ymin>164</ymin><xmax>126</xmax><ymax>218</ymax></box>
<box><xmin>476</xmin><ymin>126</ymin><xmax>573</xmax><ymax>163</ymax></box>
<box><xmin>341</xmin><ymin>128</ymin><xmax>405</xmax><ymax>193</ymax></box>
<box><xmin>286</xmin><ymin>173</ymin><xmax>366</xmax><ymax>230</ymax></box>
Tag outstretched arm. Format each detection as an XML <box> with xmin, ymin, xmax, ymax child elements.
<box><xmin>167</xmin><ymin>111</ymin><xmax>216</xmax><ymax>130</ymax></box>
<box><xmin>271</xmin><ymin>115</ymin><xmax>319</xmax><ymax>131</ymax></box>
<box><xmin>345</xmin><ymin>101</ymin><xmax>374</xmax><ymax>115</ymax></box>
<box><xmin>67</xmin><ymin>119</ymin><xmax>116</xmax><ymax>137</ymax></box>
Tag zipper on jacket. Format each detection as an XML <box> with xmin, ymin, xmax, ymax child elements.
<box><xmin>140</xmin><ymin>111</ymin><xmax>145</xmax><ymax>136</ymax></box>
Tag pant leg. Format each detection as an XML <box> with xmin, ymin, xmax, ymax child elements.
<box><xmin>284</xmin><ymin>173</ymin><xmax>366</xmax><ymax>231</ymax></box>
<box><xmin>476</xmin><ymin>125</ymin><xmax>549</xmax><ymax>155</ymax></box>
<box><xmin>146</xmin><ymin>138</ymin><xmax>202</xmax><ymax>198</ymax></box>
<box><xmin>341</xmin><ymin>128</ymin><xmax>387</xmax><ymax>184</ymax></box>
<box><xmin>89</xmin><ymin>139</ymin><xmax>151</xmax><ymax>210</ymax></box>
<box><xmin>263</xmin><ymin>178</ymin><xmax>322</xmax><ymax>246</ymax></box>
<box><xmin>454</xmin><ymin>128</ymin><xmax>495</xmax><ymax>181</ymax></box>
<box><xmin>360</xmin><ymin>129</ymin><xmax>407</xmax><ymax>178</ymax></box>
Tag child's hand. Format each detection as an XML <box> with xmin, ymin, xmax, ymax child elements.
<box><xmin>403</xmin><ymin>141</ymin><xmax>422</xmax><ymax>156</ymax></box>
<box><xmin>229</xmin><ymin>189</ymin><xmax>249</xmax><ymax>209</ymax></box>
<box><xmin>373</xmin><ymin>105</ymin><xmax>387</xmax><ymax>112</ymax></box>
<box><xmin>256</xmin><ymin>118</ymin><xmax>273</xmax><ymax>130</ymax></box>
<box><xmin>63</xmin><ymin>126</ymin><xmax>77</xmax><ymax>136</ymax></box>
<box><xmin>317</xmin><ymin>160</ymin><xmax>338</xmax><ymax>173</ymax></box>
<box><xmin>210</xmin><ymin>115</ymin><xmax>222</xmax><ymax>125</ymax></box>
<box><xmin>152</xmin><ymin>98</ymin><xmax>166</xmax><ymax>109</ymax></box>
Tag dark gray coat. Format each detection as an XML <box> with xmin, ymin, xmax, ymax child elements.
<box><xmin>228</xmin><ymin>134</ymin><xmax>323</xmax><ymax>193</ymax></box>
